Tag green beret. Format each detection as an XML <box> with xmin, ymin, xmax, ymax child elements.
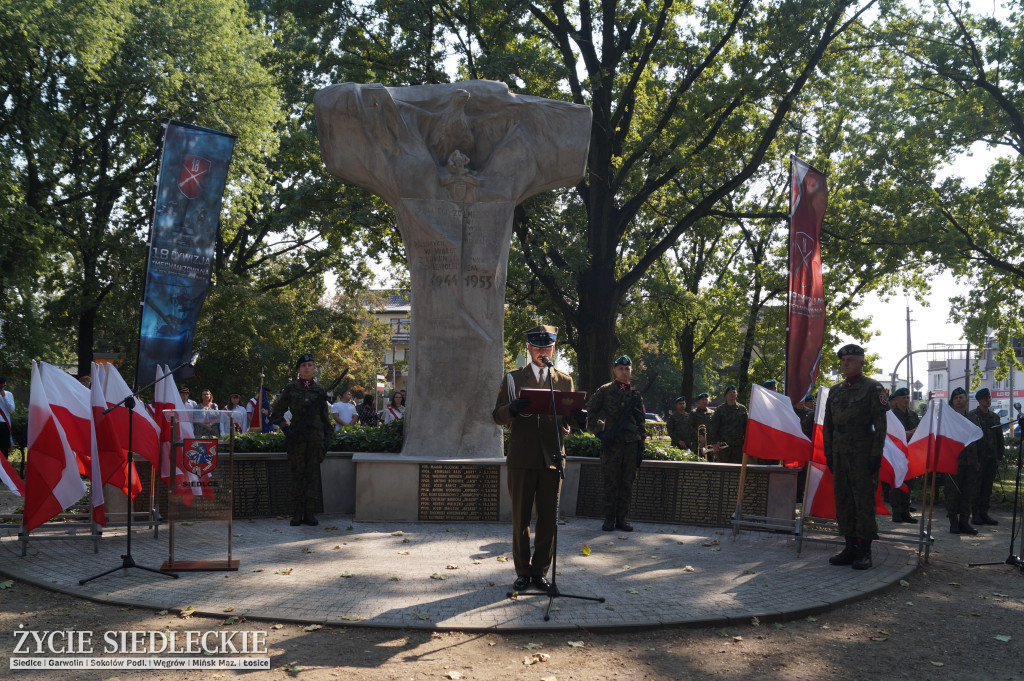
<box><xmin>762</xmin><ymin>379</ymin><xmax>777</xmax><ymax>388</ymax></box>
<box><xmin>724</xmin><ymin>384</ymin><xmax>737</xmax><ymax>393</ymax></box>
<box><xmin>892</xmin><ymin>387</ymin><xmax>909</xmax><ymax>398</ymax></box>
<box><xmin>295</xmin><ymin>353</ymin><xmax>314</xmax><ymax>369</ymax></box>
<box><xmin>696</xmin><ymin>392</ymin><xmax>709</xmax><ymax>400</ymax></box>
<box><xmin>614</xmin><ymin>355</ymin><xmax>632</xmax><ymax>366</ymax></box>
<box><xmin>975</xmin><ymin>387</ymin><xmax>990</xmax><ymax>400</ymax></box>
<box><xmin>674</xmin><ymin>396</ymin><xmax>685</xmax><ymax>404</ymax></box>
<box><xmin>837</xmin><ymin>344</ymin><xmax>865</xmax><ymax>358</ymax></box>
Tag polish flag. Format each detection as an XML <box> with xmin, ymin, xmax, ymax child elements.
<box><xmin>102</xmin><ymin>363</ymin><xmax>161</xmax><ymax>469</ymax></box>
<box><xmin>23</xmin><ymin>362</ymin><xmax>87</xmax><ymax>532</ymax></box>
<box><xmin>811</xmin><ymin>387</ymin><xmax>829</xmax><ymax>465</ymax></box>
<box><xmin>40</xmin><ymin>362</ymin><xmax>93</xmax><ymax>476</ymax></box>
<box><xmin>155</xmin><ymin>365</ymin><xmax>205</xmax><ymax>505</ymax></box>
<box><xmin>881</xmin><ymin>411</ymin><xmax>910</xmax><ymax>490</ymax></box>
<box><xmin>906</xmin><ymin>399</ymin><xmax>983</xmax><ymax>478</ymax></box>
<box><xmin>90</xmin><ymin>363</ymin><xmax>142</xmax><ymax>501</ymax></box>
<box><xmin>152</xmin><ymin>365</ymin><xmax>175</xmax><ymax>483</ymax></box>
<box><xmin>0</xmin><ymin>454</ymin><xmax>25</xmax><ymax>496</ymax></box>
<box><xmin>744</xmin><ymin>384</ymin><xmax>813</xmax><ymax>463</ymax></box>
<box><xmin>87</xmin><ymin>364</ymin><xmax>109</xmax><ymax>525</ymax></box>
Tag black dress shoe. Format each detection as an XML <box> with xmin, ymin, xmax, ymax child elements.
<box><xmin>531</xmin><ymin>575</ymin><xmax>551</xmax><ymax>591</ymax></box>
<box><xmin>513</xmin><ymin>575</ymin><xmax>531</xmax><ymax>591</ymax></box>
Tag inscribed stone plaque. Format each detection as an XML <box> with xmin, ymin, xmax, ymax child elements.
<box><xmin>418</xmin><ymin>463</ymin><xmax>500</xmax><ymax>521</ymax></box>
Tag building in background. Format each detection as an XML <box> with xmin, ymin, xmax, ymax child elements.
<box><xmin>927</xmin><ymin>335</ymin><xmax>1024</xmax><ymax>416</ymax></box>
<box><xmin>370</xmin><ymin>290</ymin><xmax>410</xmax><ymax>396</ymax></box>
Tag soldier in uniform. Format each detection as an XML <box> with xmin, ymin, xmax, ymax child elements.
<box><xmin>492</xmin><ymin>325</ymin><xmax>574</xmax><ymax>592</ymax></box>
<box><xmin>823</xmin><ymin>344</ymin><xmax>888</xmax><ymax>570</ymax></box>
<box><xmin>270</xmin><ymin>353</ymin><xmax>334</xmax><ymax>527</ymax></box>
<box><xmin>945</xmin><ymin>387</ymin><xmax>979</xmax><ymax>535</ymax></box>
<box><xmin>763</xmin><ymin>379</ymin><xmax>779</xmax><ymax>392</ymax></box>
<box><xmin>969</xmin><ymin>388</ymin><xmax>1003</xmax><ymax>526</ymax></box>
<box><xmin>709</xmin><ymin>385</ymin><xmax>747</xmax><ymax>464</ymax></box>
<box><xmin>888</xmin><ymin>387</ymin><xmax>919</xmax><ymax>523</ymax></box>
<box><xmin>688</xmin><ymin>392</ymin><xmax>713</xmax><ymax>458</ymax></box>
<box><xmin>794</xmin><ymin>395</ymin><xmax>815</xmax><ymax>438</ymax></box>
<box><xmin>587</xmin><ymin>355</ymin><xmax>646</xmax><ymax>532</ymax></box>
<box><xmin>666</xmin><ymin>397</ymin><xmax>689</xmax><ymax>450</ymax></box>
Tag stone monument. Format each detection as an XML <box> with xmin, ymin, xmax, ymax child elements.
<box><xmin>315</xmin><ymin>80</ymin><xmax>591</xmax><ymax>462</ymax></box>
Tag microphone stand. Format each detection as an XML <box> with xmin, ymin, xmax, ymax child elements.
<box><xmin>78</xmin><ymin>358</ymin><xmax>196</xmax><ymax>585</ymax></box>
<box><xmin>505</xmin><ymin>357</ymin><xmax>605</xmax><ymax>620</ymax></box>
<box><xmin>970</xmin><ymin>410</ymin><xmax>1024</xmax><ymax>571</ymax></box>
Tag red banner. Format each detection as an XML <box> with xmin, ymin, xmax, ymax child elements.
<box><xmin>785</xmin><ymin>156</ymin><xmax>827</xmax><ymax>406</ymax></box>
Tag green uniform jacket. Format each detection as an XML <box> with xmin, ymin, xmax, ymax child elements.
<box><xmin>891</xmin><ymin>406</ymin><xmax>919</xmax><ymax>440</ymax></box>
<box><xmin>270</xmin><ymin>380</ymin><xmax>334</xmax><ymax>446</ymax></box>
<box><xmin>586</xmin><ymin>382</ymin><xmax>646</xmax><ymax>444</ymax></box>
<box><xmin>710</xmin><ymin>402</ymin><xmax>748</xmax><ymax>450</ymax></box>
<box><xmin>666</xmin><ymin>411</ymin><xmax>689</xmax><ymax>447</ymax></box>
<box><xmin>492</xmin><ymin>365</ymin><xmax>574</xmax><ymax>469</ymax></box>
<box><xmin>688</xmin><ymin>407</ymin><xmax>713</xmax><ymax>447</ymax></box>
<box><xmin>968</xmin><ymin>407</ymin><xmax>1004</xmax><ymax>461</ymax></box>
<box><xmin>823</xmin><ymin>374</ymin><xmax>888</xmax><ymax>465</ymax></box>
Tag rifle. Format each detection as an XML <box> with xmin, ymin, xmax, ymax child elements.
<box><xmin>596</xmin><ymin>373</ymin><xmax>657</xmax><ymax>468</ymax></box>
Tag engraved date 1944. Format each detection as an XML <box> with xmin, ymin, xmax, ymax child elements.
<box><xmin>431</xmin><ymin>273</ymin><xmax>494</xmax><ymax>289</ymax></box>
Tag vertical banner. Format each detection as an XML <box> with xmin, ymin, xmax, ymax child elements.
<box><xmin>785</xmin><ymin>156</ymin><xmax>828</xmax><ymax>406</ymax></box>
<box><xmin>136</xmin><ymin>121</ymin><xmax>236</xmax><ymax>386</ymax></box>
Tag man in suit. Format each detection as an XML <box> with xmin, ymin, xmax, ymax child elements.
<box><xmin>492</xmin><ymin>325</ymin><xmax>574</xmax><ymax>592</ymax></box>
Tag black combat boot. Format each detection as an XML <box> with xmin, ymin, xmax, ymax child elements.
<box><xmin>615</xmin><ymin>517</ymin><xmax>633</xmax><ymax>532</ymax></box>
<box><xmin>602</xmin><ymin>516</ymin><xmax>615</xmax><ymax>531</ymax></box>
<box><xmin>851</xmin><ymin>539</ymin><xmax>872</xmax><ymax>570</ymax></box>
<box><xmin>829</xmin><ymin>536</ymin><xmax>859</xmax><ymax>566</ymax></box>
<box><xmin>978</xmin><ymin>513</ymin><xmax>999</xmax><ymax>526</ymax></box>
<box><xmin>958</xmin><ymin>517</ymin><xmax>979</xmax><ymax>535</ymax></box>
<box><xmin>302</xmin><ymin>502</ymin><xmax>319</xmax><ymax>526</ymax></box>
<box><xmin>290</xmin><ymin>504</ymin><xmax>303</xmax><ymax>526</ymax></box>
<box><xmin>949</xmin><ymin>516</ymin><xmax>961</xmax><ymax>534</ymax></box>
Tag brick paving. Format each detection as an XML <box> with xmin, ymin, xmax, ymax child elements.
<box><xmin>0</xmin><ymin>516</ymin><xmax>921</xmax><ymax>631</ymax></box>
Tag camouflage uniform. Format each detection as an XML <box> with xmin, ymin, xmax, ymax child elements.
<box><xmin>709</xmin><ymin>402</ymin><xmax>747</xmax><ymax>464</ymax></box>
<box><xmin>889</xmin><ymin>405</ymin><xmax>920</xmax><ymax>517</ymax></box>
<box><xmin>587</xmin><ymin>382</ymin><xmax>646</xmax><ymax>522</ymax></box>
<box><xmin>823</xmin><ymin>374</ymin><xmax>889</xmax><ymax>541</ymax></box>
<box><xmin>270</xmin><ymin>380</ymin><xmax>334</xmax><ymax>507</ymax></box>
<box><xmin>969</xmin><ymin>407</ymin><xmax>1004</xmax><ymax>520</ymax></box>
<box><xmin>666</xmin><ymin>411</ymin><xmax>689</xmax><ymax>449</ymax></box>
<box><xmin>688</xmin><ymin>407</ymin><xmax>713</xmax><ymax>456</ymax></box>
<box><xmin>794</xmin><ymin>406</ymin><xmax>814</xmax><ymax>438</ymax></box>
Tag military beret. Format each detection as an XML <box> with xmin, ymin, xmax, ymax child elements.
<box><xmin>892</xmin><ymin>387</ymin><xmax>909</xmax><ymax>398</ymax></box>
<box><xmin>295</xmin><ymin>353</ymin><xmax>315</xmax><ymax>369</ymax></box>
<box><xmin>614</xmin><ymin>355</ymin><xmax>632</xmax><ymax>366</ymax></box>
<box><xmin>975</xmin><ymin>387</ymin><xmax>990</xmax><ymax>400</ymax></box>
<box><xmin>837</xmin><ymin>344</ymin><xmax>865</xmax><ymax>358</ymax></box>
<box><xmin>762</xmin><ymin>379</ymin><xmax>777</xmax><ymax>388</ymax></box>
<box><xmin>696</xmin><ymin>392</ymin><xmax>709</xmax><ymax>400</ymax></box>
<box><xmin>526</xmin><ymin>325</ymin><xmax>558</xmax><ymax>348</ymax></box>
<box><xmin>804</xmin><ymin>394</ymin><xmax>815</xmax><ymax>402</ymax></box>
<box><xmin>674</xmin><ymin>396</ymin><xmax>685</xmax><ymax>404</ymax></box>
<box><xmin>950</xmin><ymin>386</ymin><xmax>966</xmax><ymax>398</ymax></box>
<box><xmin>724</xmin><ymin>384</ymin><xmax>737</xmax><ymax>393</ymax></box>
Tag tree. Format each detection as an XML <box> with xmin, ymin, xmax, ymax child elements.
<box><xmin>0</xmin><ymin>0</ymin><xmax>282</xmax><ymax>376</ymax></box>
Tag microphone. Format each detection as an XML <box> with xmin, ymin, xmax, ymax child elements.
<box><xmin>540</xmin><ymin>356</ymin><xmax>554</xmax><ymax>368</ymax></box>
<box><xmin>189</xmin><ymin>352</ymin><xmax>200</xmax><ymax>366</ymax></box>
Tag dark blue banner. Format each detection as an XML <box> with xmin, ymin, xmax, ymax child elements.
<box><xmin>137</xmin><ymin>121</ymin><xmax>236</xmax><ymax>386</ymax></box>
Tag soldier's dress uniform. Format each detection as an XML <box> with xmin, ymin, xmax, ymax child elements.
<box><xmin>587</xmin><ymin>369</ymin><xmax>646</xmax><ymax>530</ymax></box>
<box><xmin>688</xmin><ymin>399</ymin><xmax>713</xmax><ymax>457</ymax></box>
<box><xmin>969</xmin><ymin>389</ymin><xmax>1004</xmax><ymax>526</ymax></box>
<box><xmin>709</xmin><ymin>397</ymin><xmax>747</xmax><ymax>464</ymax></box>
<box><xmin>666</xmin><ymin>403</ymin><xmax>689</xmax><ymax>450</ymax></box>
<box><xmin>270</xmin><ymin>355</ymin><xmax>334</xmax><ymax>526</ymax></box>
<box><xmin>889</xmin><ymin>391</ymin><xmax>920</xmax><ymax>523</ymax></box>
<box><xmin>945</xmin><ymin>387</ymin><xmax>979</xmax><ymax>534</ymax></box>
<box><xmin>492</xmin><ymin>325</ymin><xmax>573</xmax><ymax>590</ymax></box>
<box><xmin>823</xmin><ymin>345</ymin><xmax>888</xmax><ymax>569</ymax></box>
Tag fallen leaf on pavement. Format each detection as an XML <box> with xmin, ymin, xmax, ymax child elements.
<box><xmin>581</xmin><ymin>544</ymin><xmax>591</xmax><ymax>556</ymax></box>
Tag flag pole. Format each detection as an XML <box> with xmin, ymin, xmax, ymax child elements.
<box><xmin>923</xmin><ymin>400</ymin><xmax>941</xmax><ymax>561</ymax></box>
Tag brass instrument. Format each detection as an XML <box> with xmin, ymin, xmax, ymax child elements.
<box><xmin>696</xmin><ymin>424</ymin><xmax>726</xmax><ymax>459</ymax></box>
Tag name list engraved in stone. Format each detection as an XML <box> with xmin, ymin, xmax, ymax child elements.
<box><xmin>418</xmin><ymin>464</ymin><xmax>500</xmax><ymax>521</ymax></box>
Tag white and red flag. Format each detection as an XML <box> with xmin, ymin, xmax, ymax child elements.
<box><xmin>906</xmin><ymin>399</ymin><xmax>983</xmax><ymax>478</ymax></box>
<box><xmin>23</xmin><ymin>362</ymin><xmax>87</xmax><ymax>532</ymax></box>
<box><xmin>40</xmin><ymin>361</ymin><xmax>93</xmax><ymax>476</ymax></box>
<box><xmin>0</xmin><ymin>454</ymin><xmax>25</xmax><ymax>497</ymax></box>
<box><xmin>881</xmin><ymin>411</ymin><xmax>910</xmax><ymax>491</ymax></box>
<box><xmin>744</xmin><ymin>384</ymin><xmax>812</xmax><ymax>463</ymax></box>
<box><xmin>102</xmin><ymin>363</ymin><xmax>161</xmax><ymax>469</ymax></box>
<box><xmin>154</xmin><ymin>365</ymin><xmax>205</xmax><ymax>505</ymax></box>
<box><xmin>89</xmin><ymin>363</ymin><xmax>143</xmax><ymax>502</ymax></box>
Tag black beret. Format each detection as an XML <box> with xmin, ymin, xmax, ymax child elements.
<box><xmin>295</xmin><ymin>353</ymin><xmax>315</xmax><ymax>369</ymax></box>
<box><xmin>975</xmin><ymin>387</ymin><xmax>990</xmax><ymax>400</ymax></box>
<box><xmin>837</xmin><ymin>344</ymin><xmax>865</xmax><ymax>358</ymax></box>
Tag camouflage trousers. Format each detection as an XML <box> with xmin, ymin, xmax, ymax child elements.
<box><xmin>287</xmin><ymin>438</ymin><xmax>325</xmax><ymax>506</ymax></box>
<box><xmin>945</xmin><ymin>459</ymin><xmax>979</xmax><ymax>519</ymax></box>
<box><xmin>831</xmin><ymin>450</ymin><xmax>879</xmax><ymax>540</ymax></box>
<box><xmin>973</xmin><ymin>456</ymin><xmax>1000</xmax><ymax>516</ymax></box>
<box><xmin>601</xmin><ymin>443</ymin><xmax>639</xmax><ymax>519</ymax></box>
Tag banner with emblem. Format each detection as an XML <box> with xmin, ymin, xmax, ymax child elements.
<box><xmin>785</xmin><ymin>156</ymin><xmax>828</xmax><ymax>406</ymax></box>
<box><xmin>178</xmin><ymin>438</ymin><xmax>219</xmax><ymax>496</ymax></box>
<box><xmin>136</xmin><ymin>121</ymin><xmax>236</xmax><ymax>386</ymax></box>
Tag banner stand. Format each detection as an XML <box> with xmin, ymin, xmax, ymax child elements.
<box><xmin>732</xmin><ymin>454</ymin><xmax>800</xmax><ymax>537</ymax></box>
<box><xmin>161</xmin><ymin>411</ymin><xmax>239</xmax><ymax>572</ymax></box>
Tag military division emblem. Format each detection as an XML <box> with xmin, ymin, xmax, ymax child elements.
<box><xmin>177</xmin><ymin>155</ymin><xmax>211</xmax><ymax>199</ymax></box>
<box><xmin>183</xmin><ymin>438</ymin><xmax>218</xmax><ymax>476</ymax></box>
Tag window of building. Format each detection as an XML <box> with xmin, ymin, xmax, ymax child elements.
<box><xmin>933</xmin><ymin>374</ymin><xmax>944</xmax><ymax>389</ymax></box>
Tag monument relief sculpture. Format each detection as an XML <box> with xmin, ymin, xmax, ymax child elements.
<box><xmin>315</xmin><ymin>80</ymin><xmax>591</xmax><ymax>458</ymax></box>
